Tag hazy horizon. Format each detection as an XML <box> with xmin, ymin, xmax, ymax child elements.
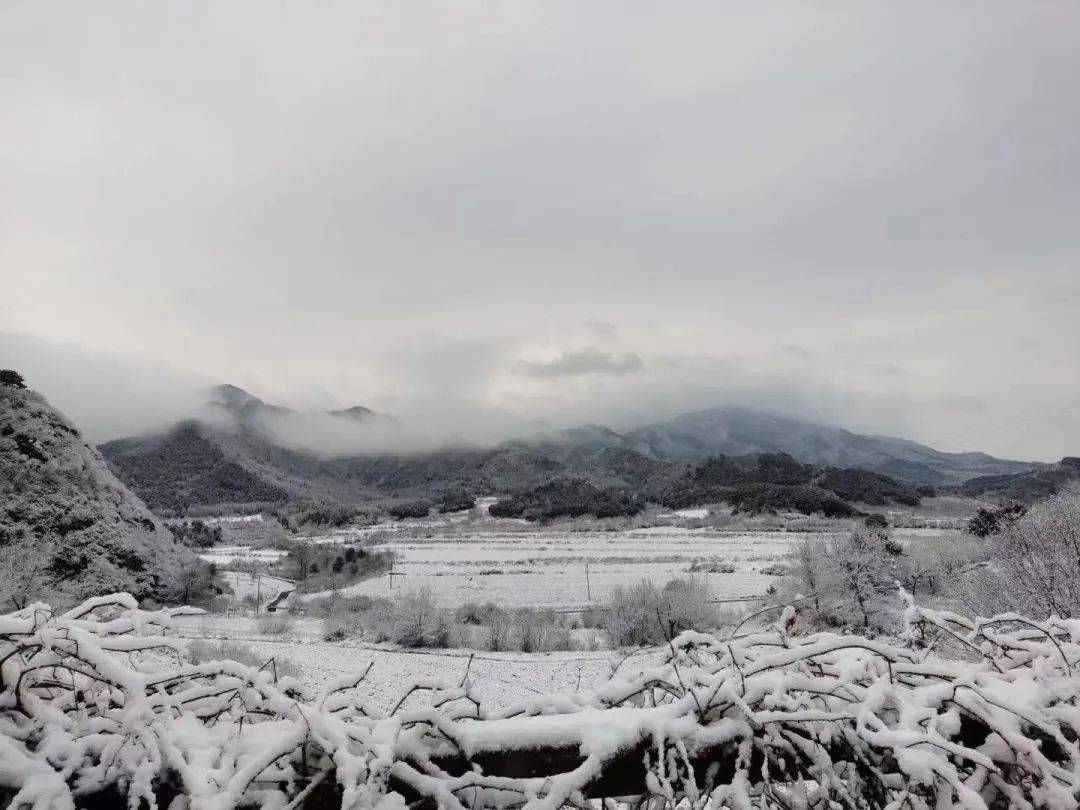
<box><xmin>3</xmin><ymin>3</ymin><xmax>1079</xmax><ymax>461</ymax></box>
<box><xmin>0</xmin><ymin>330</ymin><xmax>1064</xmax><ymax>464</ymax></box>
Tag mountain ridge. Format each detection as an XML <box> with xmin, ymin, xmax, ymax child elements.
<box><xmin>621</xmin><ymin>406</ymin><xmax>1039</xmax><ymax>481</ymax></box>
<box><xmin>208</xmin><ymin>383</ymin><xmax>398</xmax><ymax>427</ymax></box>
<box><xmin>96</xmin><ymin>384</ymin><xmax>1049</xmax><ymax>515</ymax></box>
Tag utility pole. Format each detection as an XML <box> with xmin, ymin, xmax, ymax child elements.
<box><xmin>585</xmin><ymin>561</ymin><xmax>592</xmax><ymax>602</ymax></box>
<box><xmin>388</xmin><ymin>565</ymin><xmax>406</xmax><ymax>592</ymax></box>
<box><xmin>255</xmin><ymin>572</ymin><xmax>261</xmax><ymax>617</ymax></box>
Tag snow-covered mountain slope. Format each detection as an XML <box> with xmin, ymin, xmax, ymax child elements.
<box><xmin>0</xmin><ymin>381</ymin><xmax>199</xmax><ymax>608</ymax></box>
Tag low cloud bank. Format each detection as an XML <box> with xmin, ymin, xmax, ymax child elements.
<box><xmin>243</xmin><ymin>400</ymin><xmax>535</xmax><ymax>457</ymax></box>
<box><xmin>516</xmin><ymin>349</ymin><xmax>644</xmax><ymax>378</ymax></box>
<box><xmin>1</xmin><ymin>332</ymin><xmax>212</xmax><ymax>443</ymax></box>
<box><xmin>5</xmin><ymin>331</ymin><xmax>1070</xmax><ymax>462</ymax></box>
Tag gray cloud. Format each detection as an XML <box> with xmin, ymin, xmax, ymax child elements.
<box><xmin>864</xmin><ymin>363</ymin><xmax>912</xmax><ymax>379</ymax></box>
<box><xmin>583</xmin><ymin>320</ymin><xmax>618</xmax><ymax>338</ymax></box>
<box><xmin>516</xmin><ymin>350</ymin><xmax>644</xmax><ymax>379</ymax></box>
<box><xmin>930</xmin><ymin>395</ymin><xmax>989</xmax><ymax>415</ymax></box>
<box><xmin>2</xmin><ymin>3</ymin><xmax>1079</xmax><ymax>460</ymax></box>
<box><xmin>0</xmin><ymin>332</ymin><xmax>213</xmax><ymax>443</ymax></box>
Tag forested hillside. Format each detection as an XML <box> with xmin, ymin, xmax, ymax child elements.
<box><xmin>624</xmin><ymin>406</ymin><xmax>1041</xmax><ymax>481</ymax></box>
<box><xmin>100</xmin><ymin>421</ymin><xmax>289</xmax><ymax>513</ymax></box>
<box><xmin>650</xmin><ymin>452</ymin><xmax>923</xmax><ymax>514</ymax></box>
<box><xmin>947</xmin><ymin>456</ymin><xmax>1080</xmax><ymax>504</ymax></box>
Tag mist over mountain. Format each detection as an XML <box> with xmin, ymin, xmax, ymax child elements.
<box><xmin>4</xmin><ymin>6</ymin><xmax>1080</xmax><ymax>804</ymax></box>
<box><xmin>622</xmin><ymin>407</ymin><xmax>1039</xmax><ymax>483</ymax></box>
<box><xmin>204</xmin><ymin>383</ymin><xmax>413</xmax><ymax>455</ymax></box>
<box><xmin>96</xmin><ymin>382</ymin><xmax>1046</xmax><ymax>515</ymax></box>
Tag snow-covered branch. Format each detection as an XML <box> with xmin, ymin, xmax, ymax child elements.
<box><xmin>4</xmin><ymin>593</ymin><xmax>1080</xmax><ymax>808</ymax></box>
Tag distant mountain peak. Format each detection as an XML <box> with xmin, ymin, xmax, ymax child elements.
<box><xmin>327</xmin><ymin>405</ymin><xmax>403</xmax><ymax>428</ymax></box>
<box><xmin>328</xmin><ymin>405</ymin><xmax>375</xmax><ymax>420</ymax></box>
<box><xmin>625</xmin><ymin>405</ymin><xmax>1040</xmax><ymax>484</ymax></box>
<box><xmin>208</xmin><ymin>383</ymin><xmax>266</xmax><ymax>410</ymax></box>
<box><xmin>209</xmin><ymin>382</ymin><xmax>260</xmax><ymax>400</ymax></box>
<box><xmin>513</xmin><ymin>422</ymin><xmax>627</xmax><ymax>451</ymax></box>
<box><xmin>208</xmin><ymin>387</ymin><xmax>397</xmax><ymax>426</ymax></box>
<box><xmin>206</xmin><ymin>384</ymin><xmax>298</xmax><ymax>425</ymax></box>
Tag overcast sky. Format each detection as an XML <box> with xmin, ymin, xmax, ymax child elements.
<box><xmin>2</xmin><ymin>2</ymin><xmax>1079</xmax><ymax>460</ymax></box>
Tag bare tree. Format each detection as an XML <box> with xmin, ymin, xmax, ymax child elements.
<box><xmin>790</xmin><ymin>535</ymin><xmax>825</xmax><ymax>612</ymax></box>
<box><xmin>0</xmin><ymin>535</ymin><xmax>52</xmax><ymax>610</ymax></box>
<box><xmin>286</xmin><ymin>541</ymin><xmax>313</xmax><ymax>581</ymax></box>
<box><xmin>991</xmin><ymin>486</ymin><xmax>1080</xmax><ymax>618</ymax></box>
<box><xmin>785</xmin><ymin>530</ymin><xmax>901</xmax><ymax>632</ymax></box>
<box><xmin>831</xmin><ymin>532</ymin><xmax>890</xmax><ymax>628</ymax></box>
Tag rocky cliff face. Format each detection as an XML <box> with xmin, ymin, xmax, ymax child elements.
<box><xmin>0</xmin><ymin>383</ymin><xmax>199</xmax><ymax>609</ymax></box>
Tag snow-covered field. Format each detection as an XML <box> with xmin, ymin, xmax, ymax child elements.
<box><xmin>213</xmin><ymin>570</ymin><xmax>294</xmax><ymax>601</ymax></box>
<box><xmin>203</xmin><ymin>514</ymin><xmax>265</xmax><ymax>525</ymax></box>
<box><xmin>657</xmin><ymin>507</ymin><xmax>711</xmax><ymax>519</ymax></box>
<box><xmin>198</xmin><ymin>545</ymin><xmax>289</xmax><ymax>565</ymax></box>
<box><xmin>209</xmin><ymin>519</ymin><xmax>958</xmax><ymax>610</ymax></box>
<box><xmin>299</xmin><ymin>528</ymin><xmax>803</xmax><ymax>607</ymax></box>
<box><xmin>321</xmin><ymin>524</ymin><xmax>958</xmax><ymax>607</ymax></box>
<box><xmin>172</xmin><ymin>613</ymin><xmax>658</xmax><ymax>710</ymax></box>
<box><xmin>179</xmin><ymin>521</ymin><xmax>963</xmax><ymax>709</ymax></box>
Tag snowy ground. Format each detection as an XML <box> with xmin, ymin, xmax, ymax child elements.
<box><xmin>298</xmin><ymin>528</ymin><xmax>803</xmax><ymax>607</ymax></box>
<box><xmin>172</xmin><ymin>613</ymin><xmax>660</xmax><ymax>711</ymax></box>
<box><xmin>657</xmin><ymin>507</ymin><xmax>711</xmax><ymax>520</ymax></box>
<box><xmin>312</xmin><ymin>524</ymin><xmax>958</xmax><ymax>607</ymax></box>
<box><xmin>212</xmin><ymin>571</ymin><xmax>295</xmax><ymax>602</ymax></box>
<box><xmin>209</xmin><ymin>519</ymin><xmax>958</xmax><ymax>610</ymax></box>
<box><xmin>198</xmin><ymin>545</ymin><xmax>289</xmax><ymax>565</ymax></box>
<box><xmin>203</xmin><ymin>514</ymin><xmax>265</xmax><ymax>525</ymax></box>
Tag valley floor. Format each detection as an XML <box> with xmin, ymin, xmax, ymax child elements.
<box><xmin>291</xmin><ymin>523</ymin><xmax>956</xmax><ymax>608</ymax></box>
<box><xmin>182</xmin><ymin>515</ymin><xmax>964</xmax><ymax>705</ymax></box>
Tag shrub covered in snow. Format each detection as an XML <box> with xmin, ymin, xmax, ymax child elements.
<box><xmin>437</xmin><ymin>486</ymin><xmax>476</xmax><ymax>513</ymax></box>
<box><xmin>388</xmin><ymin>500</ymin><xmax>432</xmax><ymax>520</ymax></box>
<box><xmin>7</xmin><ymin>591</ymin><xmax>1080</xmax><ymax>808</ymax></box>
<box><xmin>509</xmin><ymin>609</ymin><xmax>572</xmax><ymax>653</ymax></box>
<box><xmin>686</xmin><ymin>558</ymin><xmax>736</xmax><ymax>574</ymax></box>
<box><xmin>256</xmin><ymin>612</ymin><xmax>294</xmax><ymax>635</ymax></box>
<box><xmin>986</xmin><ymin>487</ymin><xmax>1080</xmax><ymax>618</ymax></box>
<box><xmin>186</xmin><ymin>638</ymin><xmax>301</xmax><ymax>679</ymax></box>
<box><xmin>604</xmin><ymin>576</ymin><xmax>720</xmax><ymax>646</ymax></box>
<box><xmin>370</xmin><ymin>586</ymin><xmax>455</xmax><ymax>647</ymax></box>
<box><xmin>782</xmin><ymin>529</ymin><xmax>911</xmax><ymax>632</ymax></box>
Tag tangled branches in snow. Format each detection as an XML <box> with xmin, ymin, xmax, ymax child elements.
<box><xmin>4</xmin><ymin>593</ymin><xmax>1080</xmax><ymax>809</ymax></box>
